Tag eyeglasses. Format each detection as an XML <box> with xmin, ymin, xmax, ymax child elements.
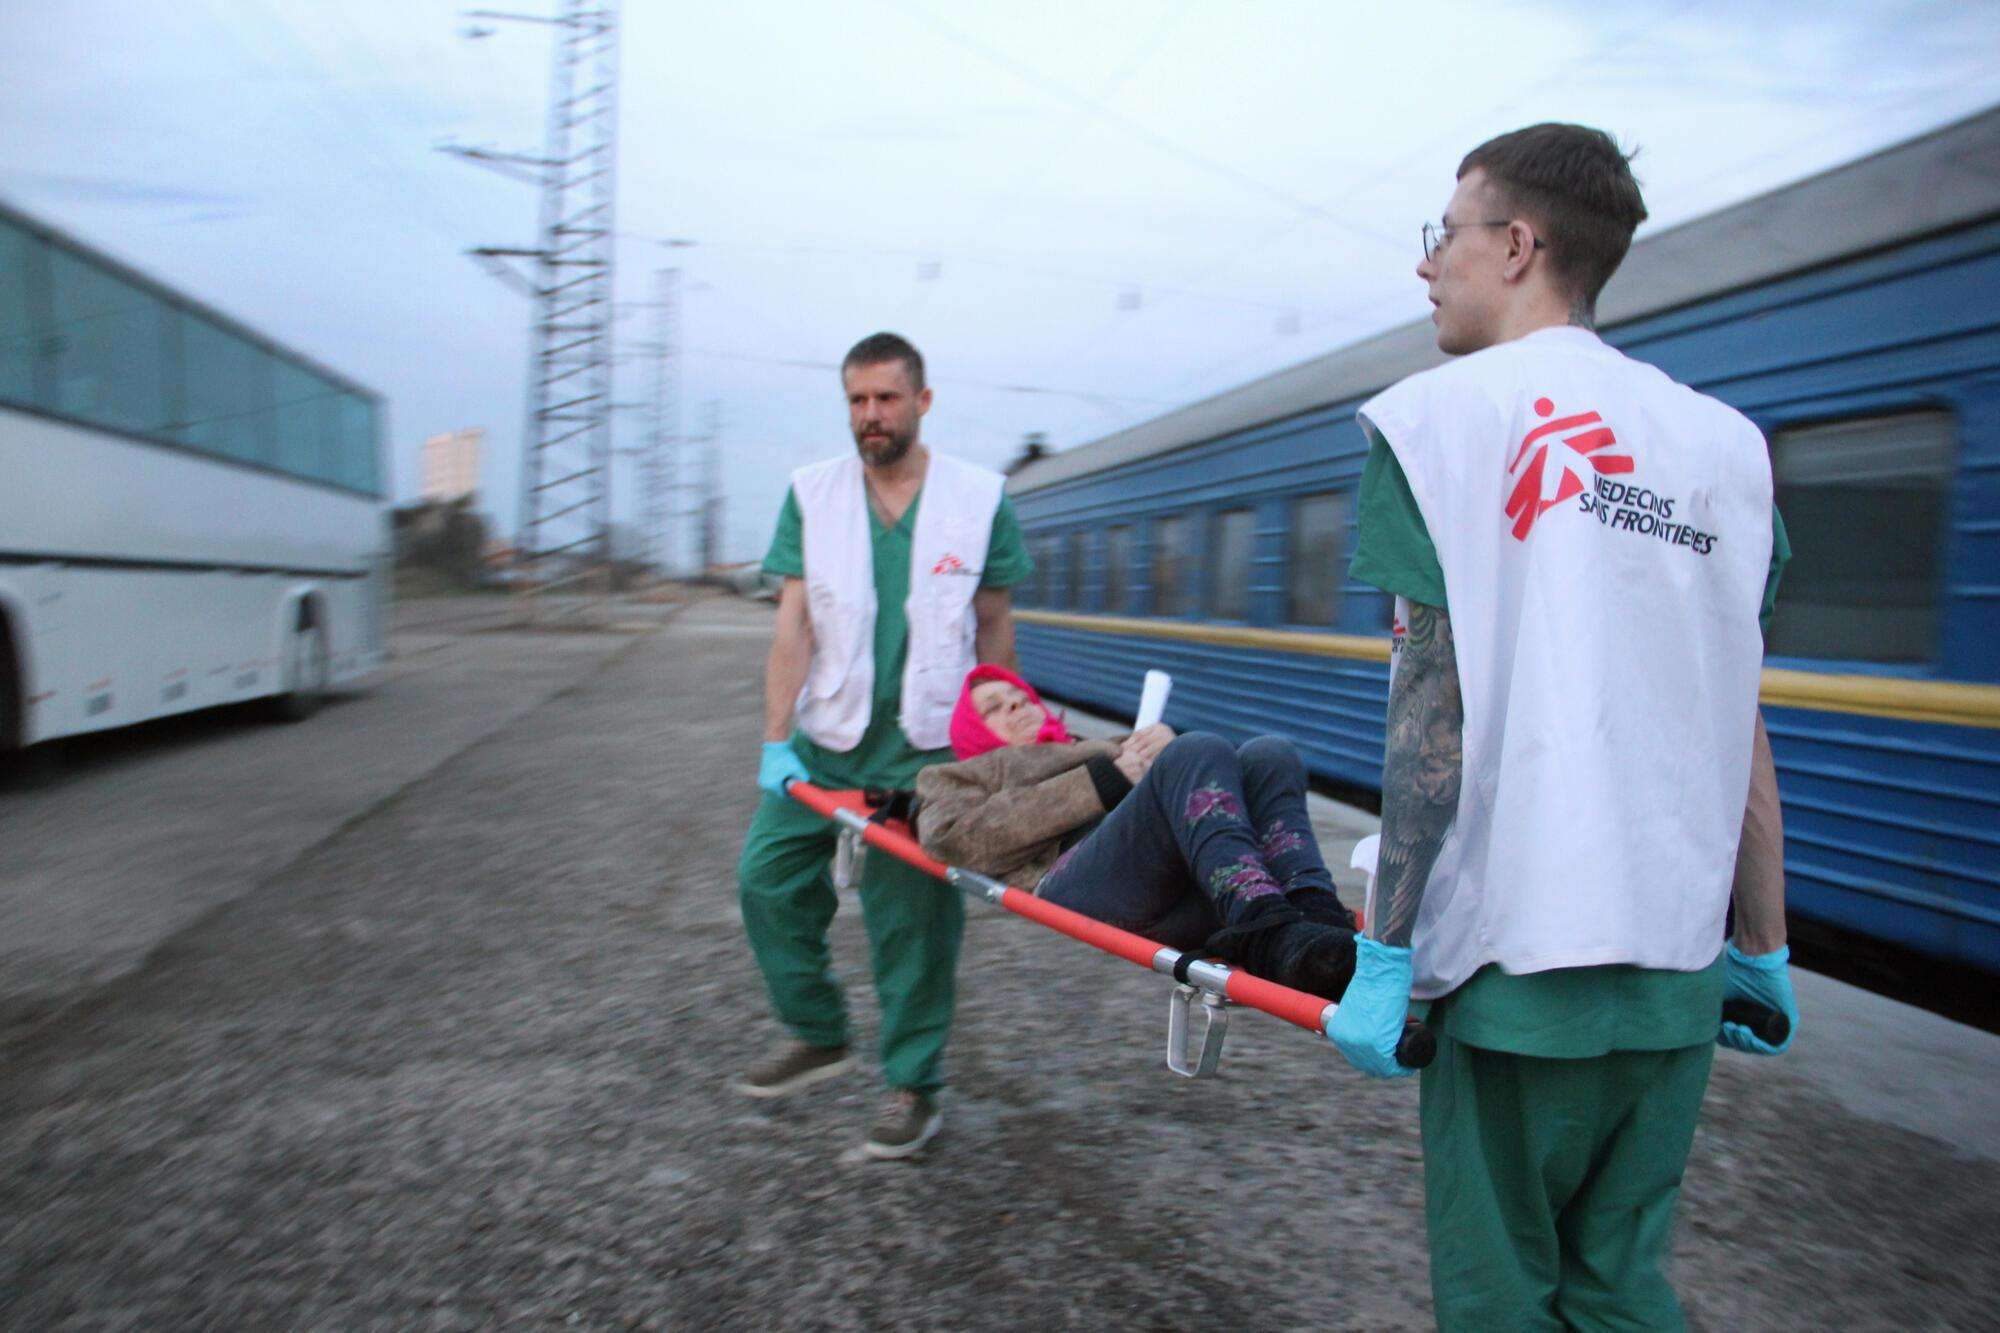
<box><xmin>1422</xmin><ymin>220</ymin><xmax>1547</xmax><ymax>263</ymax></box>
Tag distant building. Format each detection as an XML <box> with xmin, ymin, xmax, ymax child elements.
<box><xmin>422</xmin><ymin>428</ymin><xmax>483</xmax><ymax>503</ymax></box>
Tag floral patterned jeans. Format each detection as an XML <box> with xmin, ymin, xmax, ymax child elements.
<box><xmin>1035</xmin><ymin>732</ymin><xmax>1336</xmax><ymax>951</ymax></box>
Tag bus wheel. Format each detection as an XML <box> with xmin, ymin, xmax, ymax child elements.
<box><xmin>0</xmin><ymin>627</ymin><xmax>53</xmax><ymax>788</ymax></box>
<box><xmin>269</xmin><ymin>620</ymin><xmax>329</xmax><ymax>722</ymax></box>
<box><xmin>0</xmin><ymin>621</ymin><xmax>18</xmax><ymax>755</ymax></box>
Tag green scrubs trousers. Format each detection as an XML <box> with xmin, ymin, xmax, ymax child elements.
<box><xmin>1420</xmin><ymin>1035</ymin><xmax>1716</xmax><ymax>1331</ymax></box>
<box><xmin>737</xmin><ymin>790</ymin><xmax>964</xmax><ymax>1093</ymax></box>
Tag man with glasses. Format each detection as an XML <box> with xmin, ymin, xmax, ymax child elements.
<box><xmin>1332</xmin><ymin>123</ymin><xmax>1799</xmax><ymax>1327</ymax></box>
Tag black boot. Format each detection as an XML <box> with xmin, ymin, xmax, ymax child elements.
<box><xmin>1286</xmin><ymin>885</ymin><xmax>1360</xmax><ymax>931</ymax></box>
<box><xmin>1253</xmin><ymin>921</ymin><xmax>1357</xmax><ymax>1000</ymax></box>
<box><xmin>1201</xmin><ymin>894</ymin><xmax>1301</xmax><ymax>967</ymax></box>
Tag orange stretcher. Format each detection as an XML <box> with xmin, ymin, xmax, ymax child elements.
<box><xmin>786</xmin><ymin>780</ymin><xmax>1435</xmax><ymax>1077</ymax></box>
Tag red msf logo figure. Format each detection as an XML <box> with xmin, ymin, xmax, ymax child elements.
<box><xmin>1505</xmin><ymin>397</ymin><xmax>1635</xmax><ymax>540</ymax></box>
<box><xmin>931</xmin><ymin>553</ymin><xmax>966</xmax><ymax>576</ymax></box>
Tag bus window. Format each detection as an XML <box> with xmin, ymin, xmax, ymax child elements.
<box><xmin>1768</xmin><ymin>410</ymin><xmax>1953</xmax><ymax>664</ymax></box>
<box><xmin>179</xmin><ymin>313</ymin><xmax>275</xmax><ymax>466</ymax></box>
<box><xmin>47</xmin><ymin>246</ymin><xmax>172</xmax><ymax>436</ymax></box>
<box><xmin>1152</xmin><ymin>514</ymin><xmax>1190</xmax><ymax>616</ymax></box>
<box><xmin>336</xmin><ymin>392</ymin><xmax>380</xmax><ymax>494</ymax></box>
<box><xmin>1287</xmin><ymin>491</ymin><xmax>1349</xmax><ymax>626</ymax></box>
<box><xmin>272</xmin><ymin>360</ymin><xmax>338</xmax><ymax>483</ymax></box>
<box><xmin>0</xmin><ymin>215</ymin><xmax>42</xmax><ymax>407</ymax></box>
<box><xmin>1104</xmin><ymin>524</ymin><xmax>1132</xmax><ymax>615</ymax></box>
<box><xmin>1211</xmin><ymin>507</ymin><xmax>1255</xmax><ymax>621</ymax></box>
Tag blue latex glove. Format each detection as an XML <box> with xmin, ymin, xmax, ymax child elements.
<box><xmin>1327</xmin><ymin>936</ymin><xmax>1419</xmax><ymax>1079</ymax></box>
<box><xmin>1719</xmin><ymin>941</ymin><xmax>1798</xmax><ymax>1055</ymax></box>
<box><xmin>758</xmin><ymin>741</ymin><xmax>810</xmax><ymax>798</ymax></box>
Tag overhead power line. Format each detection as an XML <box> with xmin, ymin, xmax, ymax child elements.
<box><xmin>679</xmin><ymin>346</ymin><xmax>1173</xmax><ymax>411</ymax></box>
<box><xmin>881</xmin><ymin>0</ymin><xmax>1407</xmax><ymax>254</ymax></box>
<box><xmin>616</xmin><ymin>228</ymin><xmax>1318</xmax><ymax>318</ymax></box>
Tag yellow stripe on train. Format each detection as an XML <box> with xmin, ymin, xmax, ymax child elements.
<box><xmin>1014</xmin><ymin>609</ymin><xmax>2000</xmax><ymax>731</ymax></box>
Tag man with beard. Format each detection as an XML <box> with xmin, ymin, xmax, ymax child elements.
<box><xmin>734</xmin><ymin>332</ymin><xmax>1031</xmax><ymax>1158</ymax></box>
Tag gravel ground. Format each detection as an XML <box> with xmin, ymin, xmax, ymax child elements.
<box><xmin>3</xmin><ymin>599</ymin><xmax>1997</xmax><ymax>1329</ymax></box>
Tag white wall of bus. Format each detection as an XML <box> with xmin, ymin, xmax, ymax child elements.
<box><xmin>0</xmin><ymin>410</ymin><xmax>385</xmax><ymax>744</ymax></box>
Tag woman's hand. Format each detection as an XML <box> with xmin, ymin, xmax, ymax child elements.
<box><xmin>1129</xmin><ymin>724</ymin><xmax>1175</xmax><ymax>766</ymax></box>
<box><xmin>1116</xmin><ymin>725</ymin><xmax>1175</xmax><ymax>782</ymax></box>
<box><xmin>1113</xmin><ymin>744</ymin><xmax>1148</xmax><ymax>785</ymax></box>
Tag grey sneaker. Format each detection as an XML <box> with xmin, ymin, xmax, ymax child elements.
<box><xmin>733</xmin><ymin>1040</ymin><xmax>854</xmax><ymax>1099</ymax></box>
<box><xmin>863</xmin><ymin>1089</ymin><xmax>943</xmax><ymax>1160</ymax></box>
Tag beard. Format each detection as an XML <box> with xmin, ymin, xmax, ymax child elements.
<box><xmin>854</xmin><ymin>422</ymin><xmax>916</xmax><ymax>468</ymax></box>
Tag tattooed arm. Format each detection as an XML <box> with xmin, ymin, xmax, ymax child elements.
<box><xmin>1369</xmin><ymin>601</ymin><xmax>1464</xmax><ymax>948</ymax></box>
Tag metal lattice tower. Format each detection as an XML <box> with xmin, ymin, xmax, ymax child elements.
<box><xmin>643</xmin><ymin>268</ymin><xmax>682</xmax><ymax>577</ymax></box>
<box><xmin>697</xmin><ymin>400</ymin><xmax>723</xmax><ymax>576</ymax></box>
<box><xmin>448</xmin><ymin>3</ymin><xmax>620</xmax><ymax>577</ymax></box>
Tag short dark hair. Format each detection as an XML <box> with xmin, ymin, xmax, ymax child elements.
<box><xmin>1458</xmin><ymin>123</ymin><xmax>1647</xmax><ymax>312</ymax></box>
<box><xmin>841</xmin><ymin>331</ymin><xmax>925</xmax><ymax>391</ymax></box>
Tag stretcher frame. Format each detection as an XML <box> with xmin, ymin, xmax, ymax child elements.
<box><xmin>787</xmin><ymin>780</ymin><xmax>1434</xmax><ymax>1077</ymax></box>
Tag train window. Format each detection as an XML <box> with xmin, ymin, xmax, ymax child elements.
<box><xmin>1287</xmin><ymin>492</ymin><xmax>1349</xmax><ymax>626</ymax></box>
<box><xmin>1104</xmin><ymin>525</ymin><xmax>1132</xmax><ymax>615</ymax></box>
<box><xmin>1152</xmin><ymin>514</ymin><xmax>1191</xmax><ymax>615</ymax></box>
<box><xmin>178</xmin><ymin>313</ymin><xmax>276</xmax><ymax>467</ymax></box>
<box><xmin>1030</xmin><ymin>535</ymin><xmax>1056</xmax><ymax>608</ymax></box>
<box><xmin>47</xmin><ymin>245</ymin><xmax>173</xmax><ymax>437</ymax></box>
<box><xmin>0</xmin><ymin>215</ymin><xmax>41</xmax><ymax>406</ymax></box>
<box><xmin>1211</xmin><ymin>507</ymin><xmax>1255</xmax><ymax>621</ymax></box>
<box><xmin>1066</xmin><ymin>530</ymin><xmax>1087</xmax><ymax>610</ymax></box>
<box><xmin>1767</xmin><ymin>411</ymin><xmax>1952</xmax><ymax>664</ymax></box>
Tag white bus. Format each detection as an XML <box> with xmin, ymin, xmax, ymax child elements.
<box><xmin>0</xmin><ymin>198</ymin><xmax>389</xmax><ymax>757</ymax></box>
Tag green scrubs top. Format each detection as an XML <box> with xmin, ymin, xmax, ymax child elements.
<box><xmin>761</xmin><ymin>480</ymin><xmax>1033</xmax><ymax>791</ymax></box>
<box><xmin>1349</xmin><ymin>429</ymin><xmax>1790</xmax><ymax>1058</ymax></box>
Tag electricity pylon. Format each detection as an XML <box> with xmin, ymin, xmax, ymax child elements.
<box><xmin>644</xmin><ymin>268</ymin><xmax>681</xmax><ymax>578</ymax></box>
<box><xmin>698</xmin><ymin>399</ymin><xmax>723</xmax><ymax>578</ymax></box>
<box><xmin>445</xmin><ymin>2</ymin><xmax>621</xmax><ymax>585</ymax></box>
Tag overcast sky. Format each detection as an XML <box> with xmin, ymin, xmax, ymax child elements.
<box><xmin>5</xmin><ymin>1</ymin><xmax>1998</xmax><ymax>565</ymax></box>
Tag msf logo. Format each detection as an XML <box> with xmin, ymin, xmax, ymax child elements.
<box><xmin>931</xmin><ymin>553</ymin><xmax>976</xmax><ymax>577</ymax></box>
<box><xmin>1505</xmin><ymin>396</ymin><xmax>1634</xmax><ymax>540</ymax></box>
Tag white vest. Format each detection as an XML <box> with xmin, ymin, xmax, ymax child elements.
<box><xmin>1359</xmin><ymin>326</ymin><xmax>1772</xmax><ymax>999</ymax></box>
<box><xmin>792</xmin><ymin>451</ymin><xmax>1004</xmax><ymax>753</ymax></box>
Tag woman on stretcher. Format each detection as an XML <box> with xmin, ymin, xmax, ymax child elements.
<box><xmin>915</xmin><ymin>666</ymin><xmax>1360</xmax><ymax>1000</ymax></box>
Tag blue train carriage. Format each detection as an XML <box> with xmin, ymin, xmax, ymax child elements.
<box><xmin>1006</xmin><ymin>107</ymin><xmax>2000</xmax><ymax>975</ymax></box>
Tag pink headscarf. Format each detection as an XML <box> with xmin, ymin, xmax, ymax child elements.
<box><xmin>949</xmin><ymin>664</ymin><xmax>1073</xmax><ymax>760</ymax></box>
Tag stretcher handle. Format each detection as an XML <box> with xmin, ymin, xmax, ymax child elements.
<box><xmin>1396</xmin><ymin>1018</ymin><xmax>1437</xmax><ymax>1070</ymax></box>
<box><xmin>1720</xmin><ymin>998</ymin><xmax>1790</xmax><ymax>1047</ymax></box>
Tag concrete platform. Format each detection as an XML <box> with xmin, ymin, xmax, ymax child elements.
<box><xmin>0</xmin><ymin>594</ymin><xmax>680</xmax><ymax>1039</ymax></box>
<box><xmin>1</xmin><ymin>594</ymin><xmax>1995</xmax><ymax>1328</ymax></box>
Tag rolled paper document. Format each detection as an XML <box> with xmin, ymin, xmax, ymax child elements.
<box><xmin>1135</xmin><ymin>669</ymin><xmax>1172</xmax><ymax>730</ymax></box>
<box><xmin>1349</xmin><ymin>833</ymin><xmax>1381</xmax><ymax>881</ymax></box>
<box><xmin>1349</xmin><ymin>833</ymin><xmax>1381</xmax><ymax>929</ymax></box>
